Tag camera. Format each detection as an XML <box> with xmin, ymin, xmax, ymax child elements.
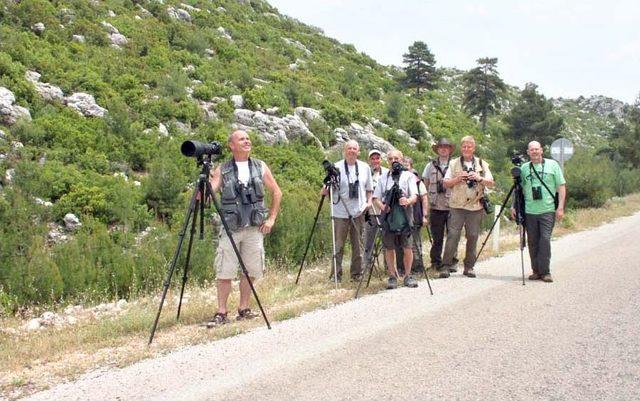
<box><xmin>391</xmin><ymin>161</ymin><xmax>406</xmax><ymax>177</ymax></box>
<box><xmin>181</xmin><ymin>140</ymin><xmax>222</xmax><ymax>158</ymax></box>
<box><xmin>322</xmin><ymin>160</ymin><xmax>340</xmax><ymax>184</ymax></box>
<box><xmin>480</xmin><ymin>196</ymin><xmax>492</xmax><ymax>214</ymax></box>
<box><xmin>463</xmin><ymin>167</ymin><xmax>477</xmax><ymax>189</ymax></box>
<box><xmin>532</xmin><ymin>186</ymin><xmax>543</xmax><ymax>200</ymax></box>
<box><xmin>436</xmin><ymin>180</ymin><xmax>446</xmax><ymax>193</ymax></box>
<box><xmin>511</xmin><ymin>154</ymin><xmax>525</xmax><ymax>166</ymax></box>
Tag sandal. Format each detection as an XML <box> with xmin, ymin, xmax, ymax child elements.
<box><xmin>236</xmin><ymin>308</ymin><xmax>259</xmax><ymax>321</ymax></box>
<box><xmin>205</xmin><ymin>312</ymin><xmax>229</xmax><ymax>328</ymax></box>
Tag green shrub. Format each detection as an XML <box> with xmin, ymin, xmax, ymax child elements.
<box><xmin>564</xmin><ymin>152</ymin><xmax>614</xmax><ymax>208</ymax></box>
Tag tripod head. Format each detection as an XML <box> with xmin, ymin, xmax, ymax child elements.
<box><xmin>322</xmin><ymin>159</ymin><xmax>341</xmax><ymax>187</ymax></box>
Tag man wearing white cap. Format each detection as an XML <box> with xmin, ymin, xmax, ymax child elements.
<box><xmin>363</xmin><ymin>149</ymin><xmax>388</xmax><ymax>271</ymax></box>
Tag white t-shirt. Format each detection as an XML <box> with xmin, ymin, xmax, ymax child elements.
<box><xmin>331</xmin><ymin>159</ymin><xmax>373</xmax><ymax>218</ymax></box>
<box><xmin>373</xmin><ymin>170</ymin><xmax>418</xmax><ymax>202</ymax></box>
<box><xmin>234</xmin><ymin>160</ymin><xmax>265</xmax><ymax>185</ymax></box>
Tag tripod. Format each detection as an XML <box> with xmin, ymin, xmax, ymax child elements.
<box><xmin>149</xmin><ymin>155</ymin><xmax>270</xmax><ymax>344</ymax></box>
<box><xmin>475</xmin><ymin>167</ymin><xmax>527</xmax><ymax>285</ymax></box>
<box><xmin>296</xmin><ymin>166</ymin><xmax>365</xmax><ymax>289</ymax></box>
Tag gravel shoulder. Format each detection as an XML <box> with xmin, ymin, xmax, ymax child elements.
<box><xmin>20</xmin><ymin>212</ymin><xmax>640</xmax><ymax>401</ymax></box>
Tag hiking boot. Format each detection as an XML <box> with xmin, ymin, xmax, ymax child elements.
<box><xmin>438</xmin><ymin>268</ymin><xmax>450</xmax><ymax>278</ymax></box>
<box><xmin>528</xmin><ymin>273</ymin><xmax>542</xmax><ymax>280</ymax></box>
<box><xmin>404</xmin><ymin>275</ymin><xmax>418</xmax><ymax>288</ymax></box>
<box><xmin>541</xmin><ymin>274</ymin><xmax>554</xmax><ymax>283</ymax></box>
<box><xmin>463</xmin><ymin>268</ymin><xmax>476</xmax><ymax>278</ymax></box>
<box><xmin>448</xmin><ymin>265</ymin><xmax>458</xmax><ymax>273</ymax></box>
<box><xmin>386</xmin><ymin>276</ymin><xmax>398</xmax><ymax>290</ymax></box>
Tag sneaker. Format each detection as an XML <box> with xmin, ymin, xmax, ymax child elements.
<box><xmin>438</xmin><ymin>268</ymin><xmax>450</xmax><ymax>279</ymax></box>
<box><xmin>386</xmin><ymin>276</ymin><xmax>398</xmax><ymax>290</ymax></box>
<box><xmin>403</xmin><ymin>275</ymin><xmax>418</xmax><ymax>288</ymax></box>
<box><xmin>448</xmin><ymin>266</ymin><xmax>458</xmax><ymax>273</ymax></box>
<box><xmin>463</xmin><ymin>268</ymin><xmax>476</xmax><ymax>278</ymax></box>
<box><xmin>528</xmin><ymin>273</ymin><xmax>542</xmax><ymax>280</ymax></box>
<box><xmin>541</xmin><ymin>274</ymin><xmax>554</xmax><ymax>283</ymax></box>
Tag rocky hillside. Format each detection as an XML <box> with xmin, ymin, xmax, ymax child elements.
<box><xmin>0</xmin><ymin>0</ymin><xmax>632</xmax><ymax>310</ymax></box>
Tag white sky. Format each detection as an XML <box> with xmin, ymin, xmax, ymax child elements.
<box><xmin>268</xmin><ymin>0</ymin><xmax>640</xmax><ymax>104</ymax></box>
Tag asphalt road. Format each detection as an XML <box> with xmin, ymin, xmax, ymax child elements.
<box><xmin>23</xmin><ymin>212</ymin><xmax>640</xmax><ymax>401</ymax></box>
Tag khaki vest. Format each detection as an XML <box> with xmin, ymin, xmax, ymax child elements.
<box><xmin>448</xmin><ymin>156</ymin><xmax>488</xmax><ymax>211</ymax></box>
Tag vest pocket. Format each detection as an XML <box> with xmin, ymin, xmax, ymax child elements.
<box><xmin>222</xmin><ymin>209</ymin><xmax>240</xmax><ymax>231</ymax></box>
<box><xmin>250</xmin><ymin>206</ymin><xmax>269</xmax><ymax>226</ymax></box>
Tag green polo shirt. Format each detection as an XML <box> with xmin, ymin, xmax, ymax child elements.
<box><xmin>520</xmin><ymin>158</ymin><xmax>566</xmax><ymax>215</ymax></box>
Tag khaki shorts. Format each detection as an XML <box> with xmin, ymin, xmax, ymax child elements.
<box><xmin>381</xmin><ymin>230</ymin><xmax>412</xmax><ymax>249</ymax></box>
<box><xmin>215</xmin><ymin>226</ymin><xmax>265</xmax><ymax>280</ymax></box>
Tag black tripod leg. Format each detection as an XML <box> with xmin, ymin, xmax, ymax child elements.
<box><xmin>209</xmin><ymin>190</ymin><xmax>271</xmax><ymax>329</ymax></box>
<box><xmin>475</xmin><ymin>185</ymin><xmax>515</xmax><ymax>262</ymax></box>
<box><xmin>176</xmin><ymin>198</ymin><xmax>200</xmax><ymax>321</ymax></box>
<box><xmin>295</xmin><ymin>194</ymin><xmax>326</xmax><ymax>284</ymax></box>
<box><xmin>355</xmin><ymin>225</ymin><xmax>379</xmax><ymax>298</ymax></box>
<box><xmin>149</xmin><ymin>184</ymin><xmax>199</xmax><ymax>345</ymax></box>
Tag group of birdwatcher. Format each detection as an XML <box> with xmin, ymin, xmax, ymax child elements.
<box><xmin>203</xmin><ymin>130</ymin><xmax>566</xmax><ymax>327</ymax></box>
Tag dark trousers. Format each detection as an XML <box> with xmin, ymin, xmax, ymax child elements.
<box><xmin>333</xmin><ymin>215</ymin><xmax>365</xmax><ymax>278</ymax></box>
<box><xmin>525</xmin><ymin>212</ymin><xmax>556</xmax><ymax>275</ymax></box>
<box><xmin>429</xmin><ymin>209</ymin><xmax>449</xmax><ymax>266</ymax></box>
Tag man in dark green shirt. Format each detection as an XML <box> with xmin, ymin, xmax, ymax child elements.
<box><xmin>511</xmin><ymin>141</ymin><xmax>567</xmax><ymax>283</ymax></box>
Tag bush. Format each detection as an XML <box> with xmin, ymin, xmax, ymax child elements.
<box><xmin>564</xmin><ymin>152</ymin><xmax>614</xmax><ymax>208</ymax></box>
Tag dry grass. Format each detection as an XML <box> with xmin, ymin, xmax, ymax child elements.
<box><xmin>2</xmin><ymin>193</ymin><xmax>640</xmax><ymax>399</ymax></box>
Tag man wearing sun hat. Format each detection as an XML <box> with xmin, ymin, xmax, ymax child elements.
<box><xmin>363</xmin><ymin>149</ymin><xmax>389</xmax><ymax>272</ymax></box>
<box><xmin>422</xmin><ymin>138</ymin><xmax>456</xmax><ymax>274</ymax></box>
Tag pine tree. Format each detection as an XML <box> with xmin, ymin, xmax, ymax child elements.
<box><xmin>462</xmin><ymin>57</ymin><xmax>507</xmax><ymax>132</ymax></box>
<box><xmin>402</xmin><ymin>41</ymin><xmax>437</xmax><ymax>95</ymax></box>
<box><xmin>504</xmin><ymin>83</ymin><xmax>564</xmax><ymax>153</ymax></box>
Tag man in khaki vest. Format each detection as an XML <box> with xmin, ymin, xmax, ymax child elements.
<box><xmin>441</xmin><ymin>136</ymin><xmax>494</xmax><ymax>278</ymax></box>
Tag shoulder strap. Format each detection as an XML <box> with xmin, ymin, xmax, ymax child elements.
<box><xmin>531</xmin><ymin>160</ymin><xmax>557</xmax><ymax>200</ymax></box>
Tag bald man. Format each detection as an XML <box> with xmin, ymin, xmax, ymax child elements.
<box><xmin>511</xmin><ymin>140</ymin><xmax>566</xmax><ymax>283</ymax></box>
<box><xmin>207</xmin><ymin>130</ymin><xmax>282</xmax><ymax>326</ymax></box>
<box><xmin>322</xmin><ymin>140</ymin><xmax>373</xmax><ymax>282</ymax></box>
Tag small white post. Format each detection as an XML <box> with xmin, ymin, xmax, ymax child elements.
<box><xmin>492</xmin><ymin>205</ymin><xmax>501</xmax><ymax>254</ymax></box>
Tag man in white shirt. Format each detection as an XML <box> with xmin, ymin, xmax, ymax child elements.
<box><xmin>321</xmin><ymin>140</ymin><xmax>373</xmax><ymax>282</ymax></box>
<box><xmin>373</xmin><ymin>150</ymin><xmax>419</xmax><ymax>289</ymax></box>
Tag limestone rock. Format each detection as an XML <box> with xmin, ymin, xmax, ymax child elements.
<box><xmin>179</xmin><ymin>3</ymin><xmax>200</xmax><ymax>13</ymax></box>
<box><xmin>26</xmin><ymin>319</ymin><xmax>41</xmax><ymax>331</ymax></box>
<box><xmin>72</xmin><ymin>34</ymin><xmax>85</xmax><ymax>43</ymax></box>
<box><xmin>0</xmin><ymin>86</ymin><xmax>32</xmax><ymax>125</ymax></box>
<box><xmin>167</xmin><ymin>7</ymin><xmax>191</xmax><ymax>22</ymax></box>
<box><xmin>5</xmin><ymin>169</ymin><xmax>14</xmax><ymax>184</ymax></box>
<box><xmin>340</xmin><ymin>123</ymin><xmax>395</xmax><ymax>153</ymax></box>
<box><xmin>0</xmin><ymin>129</ymin><xmax>6</xmax><ymax>141</ymax></box>
<box><xmin>158</xmin><ymin>123</ymin><xmax>169</xmax><ymax>136</ymax></box>
<box><xmin>64</xmin><ymin>213</ymin><xmax>82</xmax><ymax>231</ymax></box>
<box><xmin>25</xmin><ymin>71</ymin><xmax>41</xmax><ymax>83</ymax></box>
<box><xmin>110</xmin><ymin>33</ymin><xmax>128</xmax><ymax>47</ymax></box>
<box><xmin>217</xmin><ymin>27</ymin><xmax>232</xmax><ymax>41</ymax></box>
<box><xmin>198</xmin><ymin>101</ymin><xmax>218</xmax><ymax>121</ymax></box>
<box><xmin>31</xmin><ymin>23</ymin><xmax>45</xmax><ymax>35</ymax></box>
<box><xmin>294</xmin><ymin>107</ymin><xmax>324</xmax><ymax>123</ymax></box>
<box><xmin>395</xmin><ymin>129</ymin><xmax>419</xmax><ymax>146</ymax></box>
<box><xmin>107</xmin><ymin>10</ymin><xmax>116</xmax><ymax>17</ymax></box>
<box><xmin>282</xmin><ymin>37</ymin><xmax>312</xmax><ymax>55</ymax></box>
<box><xmin>100</xmin><ymin>21</ymin><xmax>119</xmax><ymax>34</ymax></box>
<box><xmin>233</xmin><ymin>109</ymin><xmax>323</xmax><ymax>148</ymax></box>
<box><xmin>65</xmin><ymin>92</ymin><xmax>107</xmax><ymax>117</ymax></box>
<box><xmin>47</xmin><ymin>223</ymin><xmax>69</xmax><ymax>245</ymax></box>
<box><xmin>230</xmin><ymin>95</ymin><xmax>244</xmax><ymax>108</ymax></box>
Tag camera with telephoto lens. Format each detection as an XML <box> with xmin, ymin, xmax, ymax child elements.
<box><xmin>391</xmin><ymin>161</ymin><xmax>406</xmax><ymax>178</ymax></box>
<box><xmin>436</xmin><ymin>180</ymin><xmax>446</xmax><ymax>193</ymax></box>
<box><xmin>511</xmin><ymin>154</ymin><xmax>524</xmax><ymax>166</ymax></box>
<box><xmin>181</xmin><ymin>140</ymin><xmax>222</xmax><ymax>158</ymax></box>
<box><xmin>322</xmin><ymin>160</ymin><xmax>340</xmax><ymax>185</ymax></box>
<box><xmin>532</xmin><ymin>186</ymin><xmax>543</xmax><ymax>200</ymax></box>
